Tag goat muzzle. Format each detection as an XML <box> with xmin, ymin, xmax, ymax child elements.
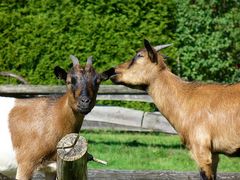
<box><xmin>76</xmin><ymin>96</ymin><xmax>93</xmax><ymax>114</ymax></box>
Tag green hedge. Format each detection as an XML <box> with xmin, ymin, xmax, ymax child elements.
<box><xmin>0</xmin><ymin>0</ymin><xmax>177</xmax><ymax>84</ymax></box>
<box><xmin>0</xmin><ymin>0</ymin><xmax>239</xmax><ymax>85</ymax></box>
<box><xmin>175</xmin><ymin>0</ymin><xmax>240</xmax><ymax>83</ymax></box>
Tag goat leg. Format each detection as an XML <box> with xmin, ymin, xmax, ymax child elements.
<box><xmin>190</xmin><ymin>143</ymin><xmax>214</xmax><ymax>180</ymax></box>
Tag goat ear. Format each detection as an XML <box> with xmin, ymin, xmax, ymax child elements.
<box><xmin>100</xmin><ymin>68</ymin><xmax>115</xmax><ymax>81</ymax></box>
<box><xmin>99</xmin><ymin>74</ymin><xmax>109</xmax><ymax>81</ymax></box>
<box><xmin>99</xmin><ymin>73</ymin><xmax>109</xmax><ymax>81</ymax></box>
<box><xmin>54</xmin><ymin>66</ymin><xmax>67</xmax><ymax>81</ymax></box>
<box><xmin>144</xmin><ymin>39</ymin><xmax>157</xmax><ymax>64</ymax></box>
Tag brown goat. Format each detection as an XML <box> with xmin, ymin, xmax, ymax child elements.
<box><xmin>104</xmin><ymin>39</ymin><xmax>240</xmax><ymax>180</ymax></box>
<box><xmin>0</xmin><ymin>55</ymin><xmax>107</xmax><ymax>180</ymax></box>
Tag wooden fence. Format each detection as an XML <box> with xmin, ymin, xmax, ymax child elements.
<box><xmin>0</xmin><ymin>85</ymin><xmax>176</xmax><ymax>134</ymax></box>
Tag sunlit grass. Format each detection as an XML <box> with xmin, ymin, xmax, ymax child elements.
<box><xmin>82</xmin><ymin>130</ymin><xmax>240</xmax><ymax>172</ymax></box>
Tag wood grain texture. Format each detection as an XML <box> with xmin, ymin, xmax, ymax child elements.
<box><xmin>57</xmin><ymin>134</ymin><xmax>88</xmax><ymax>180</ymax></box>
<box><xmin>0</xmin><ymin>85</ymin><xmax>145</xmax><ymax>95</ymax></box>
<box><xmin>84</xmin><ymin>106</ymin><xmax>177</xmax><ymax>134</ymax></box>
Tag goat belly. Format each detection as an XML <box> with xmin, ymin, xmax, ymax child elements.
<box><xmin>0</xmin><ymin>97</ymin><xmax>17</xmax><ymax>175</ymax></box>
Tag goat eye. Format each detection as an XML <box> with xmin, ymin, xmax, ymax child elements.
<box><xmin>71</xmin><ymin>77</ymin><xmax>77</xmax><ymax>85</ymax></box>
<box><xmin>136</xmin><ymin>53</ymin><xmax>143</xmax><ymax>59</ymax></box>
<box><xmin>94</xmin><ymin>76</ymin><xmax>101</xmax><ymax>84</ymax></box>
<box><xmin>96</xmin><ymin>78</ymin><xmax>101</xmax><ymax>84</ymax></box>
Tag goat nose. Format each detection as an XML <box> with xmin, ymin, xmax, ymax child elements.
<box><xmin>80</xmin><ymin>96</ymin><xmax>90</xmax><ymax>104</ymax></box>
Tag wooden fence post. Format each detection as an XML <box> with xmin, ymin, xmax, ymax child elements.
<box><xmin>57</xmin><ymin>133</ymin><xmax>88</xmax><ymax>180</ymax></box>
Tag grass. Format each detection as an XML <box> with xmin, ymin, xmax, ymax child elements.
<box><xmin>81</xmin><ymin>130</ymin><xmax>240</xmax><ymax>172</ymax></box>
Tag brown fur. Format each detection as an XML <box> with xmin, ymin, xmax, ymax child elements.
<box><xmin>109</xmin><ymin>40</ymin><xmax>240</xmax><ymax>180</ymax></box>
<box><xmin>9</xmin><ymin>56</ymin><xmax>106</xmax><ymax>180</ymax></box>
<box><xmin>9</xmin><ymin>94</ymin><xmax>83</xmax><ymax>179</ymax></box>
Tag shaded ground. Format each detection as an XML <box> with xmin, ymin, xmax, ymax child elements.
<box><xmin>2</xmin><ymin>170</ymin><xmax>240</xmax><ymax>180</ymax></box>
<box><xmin>87</xmin><ymin>170</ymin><xmax>240</xmax><ymax>180</ymax></box>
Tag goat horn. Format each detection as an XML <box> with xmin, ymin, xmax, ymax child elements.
<box><xmin>87</xmin><ymin>56</ymin><xmax>93</xmax><ymax>65</ymax></box>
<box><xmin>70</xmin><ymin>55</ymin><xmax>79</xmax><ymax>66</ymax></box>
<box><xmin>154</xmin><ymin>44</ymin><xmax>172</xmax><ymax>51</ymax></box>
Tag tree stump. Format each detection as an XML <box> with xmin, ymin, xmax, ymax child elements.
<box><xmin>57</xmin><ymin>133</ymin><xmax>88</xmax><ymax>180</ymax></box>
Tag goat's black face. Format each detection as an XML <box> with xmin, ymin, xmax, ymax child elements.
<box><xmin>54</xmin><ymin>56</ymin><xmax>107</xmax><ymax>115</ymax></box>
<box><xmin>68</xmin><ymin>64</ymin><xmax>100</xmax><ymax>114</ymax></box>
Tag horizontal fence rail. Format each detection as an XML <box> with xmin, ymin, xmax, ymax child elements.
<box><xmin>0</xmin><ymin>85</ymin><xmax>153</xmax><ymax>102</ymax></box>
<box><xmin>84</xmin><ymin>106</ymin><xmax>176</xmax><ymax>134</ymax></box>
<box><xmin>0</xmin><ymin>85</ymin><xmax>176</xmax><ymax>134</ymax></box>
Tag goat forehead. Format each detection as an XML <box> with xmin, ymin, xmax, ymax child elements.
<box><xmin>70</xmin><ymin>65</ymin><xmax>97</xmax><ymax>78</ymax></box>
<box><xmin>69</xmin><ymin>66</ymin><xmax>83</xmax><ymax>77</ymax></box>
<box><xmin>71</xmin><ymin>72</ymin><xmax>98</xmax><ymax>90</ymax></box>
<box><xmin>80</xmin><ymin>72</ymin><xmax>98</xmax><ymax>82</ymax></box>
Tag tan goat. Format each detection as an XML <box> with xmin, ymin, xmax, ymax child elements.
<box><xmin>0</xmin><ymin>55</ymin><xmax>107</xmax><ymax>180</ymax></box>
<box><xmin>104</xmin><ymin>39</ymin><xmax>240</xmax><ymax>180</ymax></box>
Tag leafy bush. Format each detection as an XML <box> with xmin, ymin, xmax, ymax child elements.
<box><xmin>0</xmin><ymin>0</ymin><xmax>239</xmax><ymax>85</ymax></box>
<box><xmin>175</xmin><ymin>0</ymin><xmax>240</xmax><ymax>83</ymax></box>
<box><xmin>0</xmin><ymin>0</ymin><xmax>177</xmax><ymax>84</ymax></box>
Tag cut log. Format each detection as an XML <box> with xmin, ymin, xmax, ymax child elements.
<box><xmin>57</xmin><ymin>133</ymin><xmax>88</xmax><ymax>180</ymax></box>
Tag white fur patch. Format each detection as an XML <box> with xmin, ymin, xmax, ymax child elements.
<box><xmin>0</xmin><ymin>97</ymin><xmax>17</xmax><ymax>174</ymax></box>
